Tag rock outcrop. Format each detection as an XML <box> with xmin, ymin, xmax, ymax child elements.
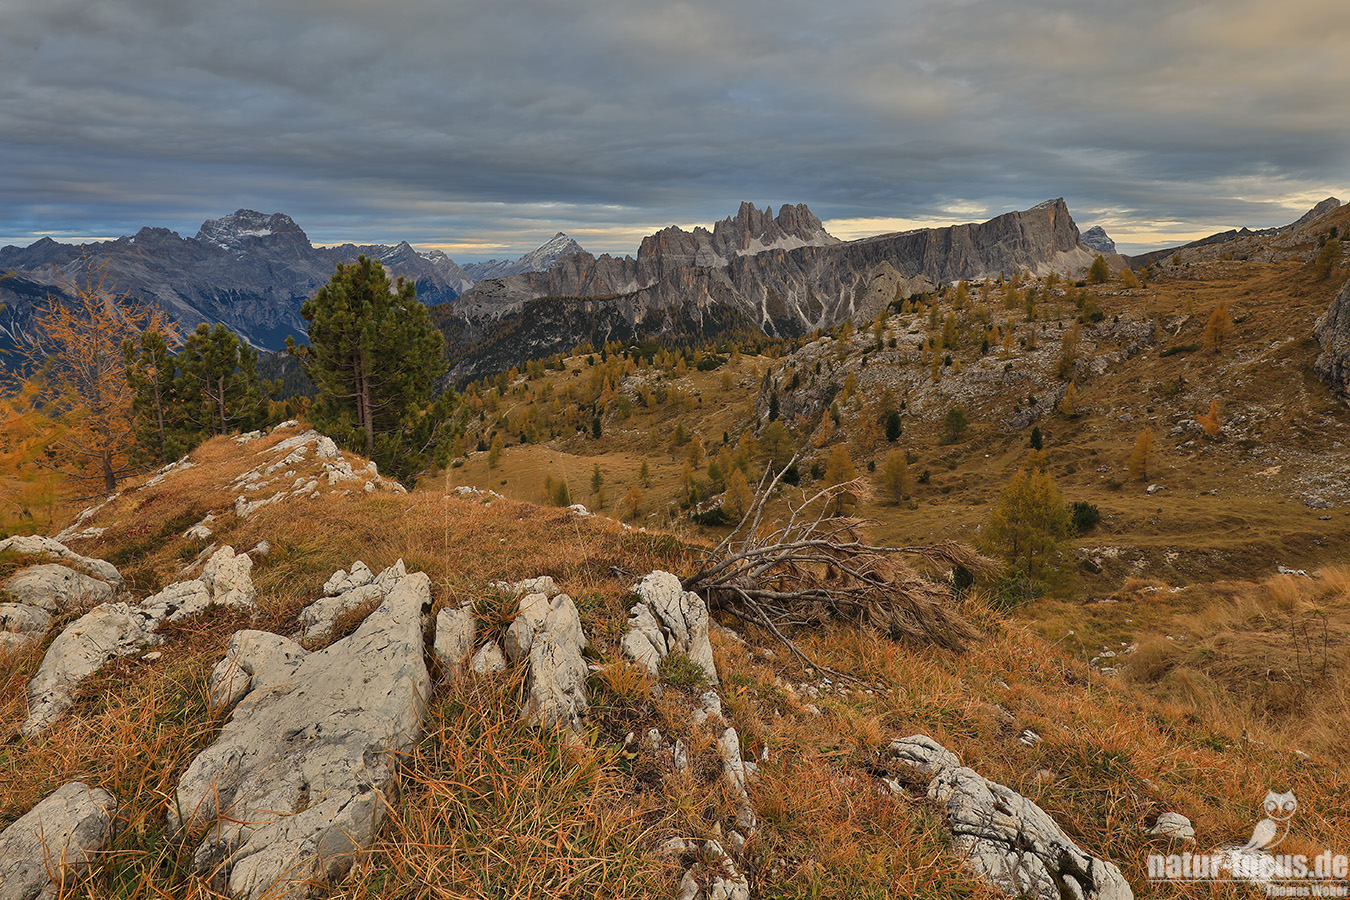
<box><xmin>169</xmin><ymin>571</ymin><xmax>433</xmax><ymax>899</ymax></box>
<box><xmin>621</xmin><ymin>571</ymin><xmax>719</xmax><ymax>686</ymax></box>
<box><xmin>1081</xmin><ymin>225</ymin><xmax>1117</xmax><ymax>255</ymax></box>
<box><xmin>21</xmin><ymin>545</ymin><xmax>257</xmax><ymax>736</ymax></box>
<box><xmin>890</xmin><ymin>735</ymin><xmax>1134</xmax><ymax>900</ymax></box>
<box><xmin>0</xmin><ymin>535</ymin><xmax>124</xmax><ymax>591</ymax></box>
<box><xmin>1314</xmin><ymin>275</ymin><xmax>1350</xmax><ymax>403</ymax></box>
<box><xmin>0</xmin><ymin>781</ymin><xmax>118</xmax><ymax>900</ymax></box>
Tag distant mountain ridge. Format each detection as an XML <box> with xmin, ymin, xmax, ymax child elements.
<box><xmin>1127</xmin><ymin>197</ymin><xmax>1343</xmax><ymax>268</ymax></box>
<box><xmin>440</xmin><ymin>198</ymin><xmax>1101</xmax><ymax>381</ymax></box>
<box><xmin>0</xmin><ymin>212</ymin><xmax>585</xmax><ymax>358</ymax></box>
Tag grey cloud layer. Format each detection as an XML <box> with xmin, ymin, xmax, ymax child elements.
<box><xmin>1</xmin><ymin>0</ymin><xmax>1346</xmax><ymax>257</ymax></box>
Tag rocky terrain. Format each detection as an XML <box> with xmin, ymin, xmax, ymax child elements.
<box><xmin>2</xmin><ymin>411</ymin><xmax>1347</xmax><ymax>898</ymax></box>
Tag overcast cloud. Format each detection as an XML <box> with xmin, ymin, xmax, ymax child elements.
<box><xmin>1</xmin><ymin>0</ymin><xmax>1347</xmax><ymax>258</ymax></box>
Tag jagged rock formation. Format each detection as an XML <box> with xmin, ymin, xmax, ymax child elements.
<box><xmin>170</xmin><ymin>571</ymin><xmax>433</xmax><ymax>899</ymax></box>
<box><xmin>1081</xmin><ymin>225</ymin><xmax>1117</xmax><ymax>254</ymax></box>
<box><xmin>441</xmin><ymin>199</ymin><xmax>1098</xmax><ymax>381</ymax></box>
<box><xmin>0</xmin><ymin>211</ymin><xmax>584</xmax><ymax>357</ymax></box>
<box><xmin>0</xmin><ymin>537</ymin><xmax>124</xmax><ymax>656</ymax></box>
<box><xmin>1314</xmin><ymin>276</ymin><xmax>1350</xmax><ymax>403</ymax></box>
<box><xmin>889</xmin><ymin>735</ymin><xmax>1133</xmax><ymax>900</ymax></box>
<box><xmin>0</xmin><ymin>782</ymin><xmax>118</xmax><ymax>900</ymax></box>
<box><xmin>298</xmin><ymin>559</ymin><xmax>409</xmax><ymax>644</ymax></box>
<box><xmin>621</xmin><ymin>570</ymin><xmax>719</xmax><ymax>686</ymax></box>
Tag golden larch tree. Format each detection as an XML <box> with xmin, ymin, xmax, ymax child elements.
<box><xmin>19</xmin><ymin>264</ymin><xmax>175</xmax><ymax>494</ymax></box>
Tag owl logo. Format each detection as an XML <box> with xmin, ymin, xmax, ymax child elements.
<box><xmin>1239</xmin><ymin>790</ymin><xmax>1298</xmax><ymax>851</ymax></box>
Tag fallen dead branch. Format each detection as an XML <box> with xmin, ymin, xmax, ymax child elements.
<box><xmin>683</xmin><ymin>459</ymin><xmax>992</xmax><ymax>667</ymax></box>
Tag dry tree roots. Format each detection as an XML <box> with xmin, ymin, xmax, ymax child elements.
<box><xmin>682</xmin><ymin>460</ymin><xmax>995</xmax><ymax>674</ymax></box>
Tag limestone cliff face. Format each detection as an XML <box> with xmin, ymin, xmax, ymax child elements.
<box><xmin>445</xmin><ymin>199</ymin><xmax>1095</xmax><ymax>381</ymax></box>
<box><xmin>1314</xmin><ymin>275</ymin><xmax>1350</xmax><ymax>403</ymax></box>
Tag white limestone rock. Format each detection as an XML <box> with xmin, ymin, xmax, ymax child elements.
<box><xmin>1</xmin><ymin>564</ymin><xmax>115</xmax><ymax>612</ymax></box>
<box><xmin>1149</xmin><ymin>811</ymin><xmax>1195</xmax><ymax>843</ymax></box>
<box><xmin>895</xmin><ymin>735</ymin><xmax>1133</xmax><ymax>900</ymax></box>
<box><xmin>300</xmin><ymin>561</ymin><xmax>405</xmax><ymax>643</ymax></box>
<box><xmin>208</xmin><ymin>630</ymin><xmax>308</xmax><ymax>712</ymax></box>
<box><xmin>888</xmin><ymin>734</ymin><xmax>962</xmax><ymax>777</ymax></box>
<box><xmin>660</xmin><ymin>838</ymin><xmax>750</xmax><ymax>900</ymax></box>
<box><xmin>491</xmin><ymin>575</ymin><xmax>559</xmax><ymax>598</ymax></box>
<box><xmin>523</xmin><ymin>629</ymin><xmax>589</xmax><ymax>730</ymax></box>
<box><xmin>323</xmin><ymin>561</ymin><xmax>374</xmax><ymax>597</ymax></box>
<box><xmin>0</xmin><ymin>535</ymin><xmax>122</xmax><ymax>591</ymax></box>
<box><xmin>22</xmin><ymin>603</ymin><xmax>161</xmax><ymax>736</ymax></box>
<box><xmin>139</xmin><ymin>580</ymin><xmax>213</xmax><ymax>625</ymax></box>
<box><xmin>433</xmin><ymin>604</ymin><xmax>476</xmax><ymax>673</ymax></box>
<box><xmin>470</xmin><ymin>641</ymin><xmax>507</xmax><ymax>675</ymax></box>
<box><xmin>169</xmin><ymin>572</ymin><xmax>433</xmax><ymax>900</ymax></box>
<box><xmin>621</xmin><ymin>571</ymin><xmax>718</xmax><ymax>685</ymax></box>
<box><xmin>200</xmin><ymin>545</ymin><xmax>256</xmax><ymax>609</ymax></box>
<box><xmin>0</xmin><ymin>781</ymin><xmax>118</xmax><ymax>900</ymax></box>
<box><xmin>505</xmin><ymin>592</ymin><xmax>585</xmax><ymax>663</ymax></box>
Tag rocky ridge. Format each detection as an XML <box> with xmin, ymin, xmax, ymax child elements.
<box><xmin>441</xmin><ymin>199</ymin><xmax>1104</xmax><ymax>381</ymax></box>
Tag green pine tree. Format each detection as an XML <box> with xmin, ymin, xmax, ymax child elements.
<box><xmin>291</xmin><ymin>256</ymin><xmax>446</xmax><ymax>479</ymax></box>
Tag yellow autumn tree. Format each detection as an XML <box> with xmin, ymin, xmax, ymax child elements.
<box><xmin>18</xmin><ymin>263</ymin><xmax>175</xmax><ymax>493</ymax></box>
<box><xmin>823</xmin><ymin>444</ymin><xmax>858</xmax><ymax>516</ymax></box>
<box><xmin>1128</xmin><ymin>428</ymin><xmax>1156</xmax><ymax>480</ymax></box>
<box><xmin>1202</xmin><ymin>304</ymin><xmax>1234</xmax><ymax>352</ymax></box>
<box><xmin>1196</xmin><ymin>398</ymin><xmax>1221</xmax><ymax>436</ymax></box>
<box><xmin>0</xmin><ymin>379</ymin><xmax>66</xmax><ymax>533</ymax></box>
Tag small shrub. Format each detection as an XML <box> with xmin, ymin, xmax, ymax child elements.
<box><xmin>1069</xmin><ymin>500</ymin><xmax>1101</xmax><ymax>534</ymax></box>
<box><xmin>657</xmin><ymin>652</ymin><xmax>710</xmax><ymax>691</ymax></box>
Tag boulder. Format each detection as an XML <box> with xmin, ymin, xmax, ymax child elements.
<box><xmin>621</xmin><ymin>571</ymin><xmax>718</xmax><ymax>685</ymax></box>
<box><xmin>514</xmin><ymin>591</ymin><xmax>589</xmax><ymax>729</ymax></box>
<box><xmin>433</xmin><ymin>604</ymin><xmax>475</xmax><ymax>673</ymax></box>
<box><xmin>0</xmin><ymin>536</ymin><xmax>122</xmax><ymax>591</ymax></box>
<box><xmin>300</xmin><ymin>560</ymin><xmax>406</xmax><ymax>643</ymax></box>
<box><xmin>470</xmin><ymin>641</ymin><xmax>507</xmax><ymax>675</ymax></box>
<box><xmin>0</xmin><ymin>782</ymin><xmax>118</xmax><ymax>900</ymax></box>
<box><xmin>1</xmin><ymin>564</ymin><xmax>115</xmax><ymax>612</ymax></box>
<box><xmin>0</xmin><ymin>602</ymin><xmax>53</xmax><ymax>637</ymax></box>
<box><xmin>169</xmin><ymin>572</ymin><xmax>432</xmax><ymax>899</ymax></box>
<box><xmin>896</xmin><ymin>735</ymin><xmax>1133</xmax><ymax>900</ymax></box>
<box><xmin>200</xmin><ymin>545</ymin><xmax>256</xmax><ymax>608</ymax></box>
<box><xmin>660</xmin><ymin>838</ymin><xmax>750</xmax><ymax>900</ymax></box>
<box><xmin>505</xmin><ymin>592</ymin><xmax>585</xmax><ymax>663</ymax></box>
<box><xmin>1150</xmin><ymin>811</ymin><xmax>1195</xmax><ymax>843</ymax></box>
<box><xmin>22</xmin><ymin>603</ymin><xmax>161</xmax><ymax>736</ymax></box>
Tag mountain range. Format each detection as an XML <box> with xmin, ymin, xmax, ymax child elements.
<box><xmin>0</xmin><ymin>211</ymin><xmax>584</xmax><ymax>358</ymax></box>
<box><xmin>438</xmin><ymin>198</ymin><xmax>1107</xmax><ymax>381</ymax></box>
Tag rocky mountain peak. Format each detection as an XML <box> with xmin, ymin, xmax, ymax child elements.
<box><xmin>195</xmin><ymin>210</ymin><xmax>310</xmax><ymax>251</ymax></box>
<box><xmin>1081</xmin><ymin>226</ymin><xmax>1117</xmax><ymax>254</ymax></box>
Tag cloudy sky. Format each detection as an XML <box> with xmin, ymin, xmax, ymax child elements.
<box><xmin>1</xmin><ymin>0</ymin><xmax>1347</xmax><ymax>259</ymax></box>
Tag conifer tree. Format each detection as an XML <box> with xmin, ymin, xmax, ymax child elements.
<box><xmin>1202</xmin><ymin>304</ymin><xmax>1234</xmax><ymax>352</ymax></box>
<box><xmin>124</xmin><ymin>328</ymin><xmax>185</xmax><ymax>464</ymax></box>
<box><xmin>823</xmin><ymin>444</ymin><xmax>857</xmax><ymax>516</ymax></box>
<box><xmin>879</xmin><ymin>450</ymin><xmax>910</xmax><ymax>503</ymax></box>
<box><xmin>22</xmin><ymin>264</ymin><xmax>174</xmax><ymax>493</ymax></box>
<box><xmin>1088</xmin><ymin>254</ymin><xmax>1111</xmax><ymax>284</ymax></box>
<box><xmin>176</xmin><ymin>323</ymin><xmax>269</xmax><ymax>438</ymax></box>
<box><xmin>292</xmin><ymin>256</ymin><xmax>445</xmax><ymax>477</ymax></box>
<box><xmin>1128</xmin><ymin>428</ymin><xmax>1156</xmax><ymax>480</ymax></box>
<box><xmin>984</xmin><ymin>466</ymin><xmax>1070</xmax><ymax>579</ymax></box>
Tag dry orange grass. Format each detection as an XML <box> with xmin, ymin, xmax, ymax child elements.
<box><xmin>6</xmin><ymin>424</ymin><xmax>1349</xmax><ymax>898</ymax></box>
